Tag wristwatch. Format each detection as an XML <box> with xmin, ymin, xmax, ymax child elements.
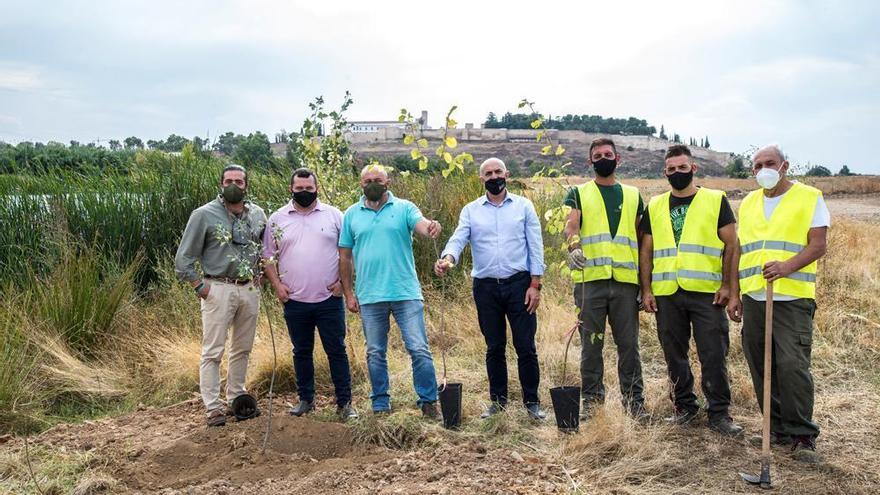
<box><xmin>530</xmin><ymin>281</ymin><xmax>542</xmax><ymax>291</ymax></box>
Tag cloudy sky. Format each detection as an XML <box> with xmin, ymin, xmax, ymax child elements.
<box><xmin>1</xmin><ymin>0</ymin><xmax>878</xmax><ymax>173</ymax></box>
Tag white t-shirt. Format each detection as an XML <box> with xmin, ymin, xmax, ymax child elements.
<box><xmin>746</xmin><ymin>185</ymin><xmax>830</xmax><ymax>301</ymax></box>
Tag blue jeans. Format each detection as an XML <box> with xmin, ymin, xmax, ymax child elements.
<box><xmin>282</xmin><ymin>296</ymin><xmax>352</xmax><ymax>406</ymax></box>
<box><xmin>359</xmin><ymin>299</ymin><xmax>438</xmax><ymax>411</ymax></box>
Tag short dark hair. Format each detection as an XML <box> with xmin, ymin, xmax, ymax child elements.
<box><xmin>664</xmin><ymin>144</ymin><xmax>693</xmax><ymax>160</ymax></box>
<box><xmin>589</xmin><ymin>138</ymin><xmax>617</xmax><ymax>157</ymax></box>
<box><xmin>290</xmin><ymin>167</ymin><xmax>318</xmax><ymax>187</ymax></box>
<box><xmin>221</xmin><ymin>164</ymin><xmax>247</xmax><ymax>184</ymax></box>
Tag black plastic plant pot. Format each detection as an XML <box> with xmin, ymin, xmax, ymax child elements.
<box><xmin>550</xmin><ymin>386</ymin><xmax>580</xmax><ymax>433</ymax></box>
<box><xmin>438</xmin><ymin>382</ymin><xmax>463</xmax><ymax>429</ymax></box>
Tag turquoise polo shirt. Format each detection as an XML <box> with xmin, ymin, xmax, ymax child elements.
<box><xmin>339</xmin><ymin>191</ymin><xmax>424</xmax><ymax>304</ymax></box>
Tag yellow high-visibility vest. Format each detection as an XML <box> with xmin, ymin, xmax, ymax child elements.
<box><xmin>648</xmin><ymin>188</ymin><xmax>725</xmax><ymax>296</ymax></box>
<box><xmin>571</xmin><ymin>180</ymin><xmax>639</xmax><ymax>284</ymax></box>
<box><xmin>737</xmin><ymin>182</ymin><xmax>821</xmax><ymax>299</ymax></box>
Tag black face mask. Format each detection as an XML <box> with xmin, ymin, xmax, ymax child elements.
<box><xmin>292</xmin><ymin>190</ymin><xmax>317</xmax><ymax>208</ymax></box>
<box><xmin>667</xmin><ymin>171</ymin><xmax>694</xmax><ymax>191</ymax></box>
<box><xmin>592</xmin><ymin>158</ymin><xmax>617</xmax><ymax>177</ymax></box>
<box><xmin>363</xmin><ymin>182</ymin><xmax>387</xmax><ymax>202</ymax></box>
<box><xmin>485</xmin><ymin>177</ymin><xmax>506</xmax><ymax>195</ymax></box>
<box><xmin>222</xmin><ymin>184</ymin><xmax>245</xmax><ymax>204</ymax></box>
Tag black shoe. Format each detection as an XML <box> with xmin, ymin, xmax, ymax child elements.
<box><xmin>579</xmin><ymin>399</ymin><xmax>602</xmax><ymax>421</ymax></box>
<box><xmin>525</xmin><ymin>403</ymin><xmax>547</xmax><ymax>421</ymax></box>
<box><xmin>791</xmin><ymin>435</ymin><xmax>820</xmax><ymax>463</ymax></box>
<box><xmin>288</xmin><ymin>400</ymin><xmax>314</xmax><ymax>417</ymax></box>
<box><xmin>708</xmin><ymin>417</ymin><xmax>744</xmax><ymax>437</ymax></box>
<box><xmin>664</xmin><ymin>407</ymin><xmax>698</xmax><ymax>425</ymax></box>
<box><xmin>749</xmin><ymin>431</ymin><xmax>793</xmax><ymax>448</ymax></box>
<box><xmin>627</xmin><ymin>403</ymin><xmax>651</xmax><ymax>423</ymax></box>
<box><xmin>206</xmin><ymin>409</ymin><xmax>226</xmax><ymax>427</ymax></box>
<box><xmin>420</xmin><ymin>402</ymin><xmax>440</xmax><ymax>420</ymax></box>
<box><xmin>337</xmin><ymin>403</ymin><xmax>359</xmax><ymax>421</ymax></box>
<box><xmin>480</xmin><ymin>402</ymin><xmax>506</xmax><ymax>419</ymax></box>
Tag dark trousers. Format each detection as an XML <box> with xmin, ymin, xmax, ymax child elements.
<box><xmin>575</xmin><ymin>279</ymin><xmax>644</xmax><ymax>408</ymax></box>
<box><xmin>473</xmin><ymin>272</ymin><xmax>540</xmax><ymax>404</ymax></box>
<box><xmin>655</xmin><ymin>289</ymin><xmax>732</xmax><ymax>421</ymax></box>
<box><xmin>282</xmin><ymin>296</ymin><xmax>352</xmax><ymax>406</ymax></box>
<box><xmin>742</xmin><ymin>296</ymin><xmax>819</xmax><ymax>438</ymax></box>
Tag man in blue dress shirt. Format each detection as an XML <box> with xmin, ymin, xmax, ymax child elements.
<box><xmin>435</xmin><ymin>157</ymin><xmax>546</xmax><ymax>420</ymax></box>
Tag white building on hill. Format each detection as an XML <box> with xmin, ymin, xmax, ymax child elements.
<box><xmin>349</xmin><ymin>111</ymin><xmax>429</xmax><ymax>133</ymax></box>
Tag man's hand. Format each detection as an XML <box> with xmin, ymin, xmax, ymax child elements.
<box><xmin>197</xmin><ymin>282</ymin><xmax>211</xmax><ymax>300</ymax></box>
<box><xmin>327</xmin><ymin>280</ymin><xmax>343</xmax><ymax>297</ymax></box>
<box><xmin>434</xmin><ymin>256</ymin><xmax>455</xmax><ymax>277</ymax></box>
<box><xmin>426</xmin><ymin>220</ymin><xmax>442</xmax><ymax>239</ymax></box>
<box><xmin>273</xmin><ymin>282</ymin><xmax>291</xmax><ymax>303</ymax></box>
<box><xmin>713</xmin><ymin>285</ymin><xmax>731</xmax><ymax>306</ymax></box>
<box><xmin>345</xmin><ymin>292</ymin><xmax>360</xmax><ymax>313</ymax></box>
<box><xmin>641</xmin><ymin>290</ymin><xmax>657</xmax><ymax>313</ymax></box>
<box><xmin>524</xmin><ymin>287</ymin><xmax>541</xmax><ymax>314</ymax></box>
<box><xmin>567</xmin><ymin>248</ymin><xmax>587</xmax><ymax>270</ymax></box>
<box><xmin>726</xmin><ymin>296</ymin><xmax>743</xmax><ymax>323</ymax></box>
<box><xmin>762</xmin><ymin>260</ymin><xmax>793</xmax><ymax>282</ymax></box>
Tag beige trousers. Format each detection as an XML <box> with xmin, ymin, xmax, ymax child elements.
<box><xmin>199</xmin><ymin>281</ymin><xmax>259</xmax><ymax>413</ymax></box>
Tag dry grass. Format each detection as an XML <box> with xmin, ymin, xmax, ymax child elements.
<box><xmin>4</xmin><ymin>214</ymin><xmax>880</xmax><ymax>492</ymax></box>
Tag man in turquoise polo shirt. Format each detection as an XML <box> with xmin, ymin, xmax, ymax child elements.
<box><xmin>339</xmin><ymin>164</ymin><xmax>443</xmax><ymax>418</ymax></box>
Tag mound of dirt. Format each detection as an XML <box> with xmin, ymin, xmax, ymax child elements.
<box><xmin>115</xmin><ymin>414</ymin><xmax>370</xmax><ymax>491</ymax></box>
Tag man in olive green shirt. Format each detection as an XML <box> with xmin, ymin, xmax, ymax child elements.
<box><xmin>174</xmin><ymin>164</ymin><xmax>267</xmax><ymax>427</ymax></box>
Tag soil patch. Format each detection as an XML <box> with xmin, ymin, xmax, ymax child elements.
<box><xmin>113</xmin><ymin>413</ymin><xmax>375</xmax><ymax>491</ymax></box>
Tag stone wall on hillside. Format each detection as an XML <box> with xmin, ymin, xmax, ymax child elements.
<box><xmin>271</xmin><ymin>128</ymin><xmax>734</xmax><ymax>177</ymax></box>
<box><xmin>346</xmin><ymin>127</ymin><xmax>731</xmax><ymax>165</ymax></box>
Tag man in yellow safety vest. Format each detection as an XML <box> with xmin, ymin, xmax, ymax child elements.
<box><xmin>728</xmin><ymin>144</ymin><xmax>829</xmax><ymax>462</ymax></box>
<box><xmin>639</xmin><ymin>144</ymin><xmax>743</xmax><ymax>437</ymax></box>
<box><xmin>563</xmin><ymin>137</ymin><xmax>647</xmax><ymax>421</ymax></box>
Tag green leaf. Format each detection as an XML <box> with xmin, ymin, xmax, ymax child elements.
<box><xmin>404</xmin><ymin>135</ymin><xmax>414</xmax><ymax>145</ymax></box>
<box><xmin>443</xmin><ymin>152</ymin><xmax>453</xmax><ymax>164</ymax></box>
<box><xmin>447</xmin><ymin>118</ymin><xmax>457</xmax><ymax>128</ymax></box>
<box><xmin>444</xmin><ymin>136</ymin><xmax>457</xmax><ymax>148</ymax></box>
<box><xmin>536</xmin><ymin>130</ymin><xmax>544</xmax><ymax>142</ymax></box>
<box><xmin>417</xmin><ymin>138</ymin><xmax>428</xmax><ymax>148</ymax></box>
<box><xmin>419</xmin><ymin>158</ymin><xmax>429</xmax><ymax>170</ymax></box>
<box><xmin>442</xmin><ymin>168</ymin><xmax>451</xmax><ymax>178</ymax></box>
<box><xmin>400</xmin><ymin>170</ymin><xmax>411</xmax><ymax>177</ymax></box>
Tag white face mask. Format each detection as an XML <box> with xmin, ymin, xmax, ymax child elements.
<box><xmin>755</xmin><ymin>167</ymin><xmax>781</xmax><ymax>189</ymax></box>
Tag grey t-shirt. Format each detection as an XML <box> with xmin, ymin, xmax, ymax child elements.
<box><xmin>174</xmin><ymin>197</ymin><xmax>267</xmax><ymax>282</ymax></box>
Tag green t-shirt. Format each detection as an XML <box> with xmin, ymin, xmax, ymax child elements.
<box><xmin>564</xmin><ymin>183</ymin><xmax>644</xmax><ymax>238</ymax></box>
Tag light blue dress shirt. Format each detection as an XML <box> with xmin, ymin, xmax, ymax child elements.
<box><xmin>441</xmin><ymin>191</ymin><xmax>545</xmax><ymax>279</ymax></box>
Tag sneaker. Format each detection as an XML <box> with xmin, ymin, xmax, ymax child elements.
<box><xmin>288</xmin><ymin>399</ymin><xmax>314</xmax><ymax>417</ymax></box>
<box><xmin>206</xmin><ymin>408</ymin><xmax>226</xmax><ymax>427</ymax></box>
<box><xmin>525</xmin><ymin>403</ymin><xmax>547</xmax><ymax>421</ymax></box>
<box><xmin>708</xmin><ymin>417</ymin><xmax>745</xmax><ymax>437</ymax></box>
<box><xmin>480</xmin><ymin>402</ymin><xmax>506</xmax><ymax>419</ymax></box>
<box><xmin>627</xmin><ymin>403</ymin><xmax>651</xmax><ymax>423</ymax></box>
<box><xmin>664</xmin><ymin>407</ymin><xmax>699</xmax><ymax>425</ymax></box>
<box><xmin>337</xmin><ymin>403</ymin><xmax>359</xmax><ymax>421</ymax></box>
<box><xmin>420</xmin><ymin>402</ymin><xmax>440</xmax><ymax>420</ymax></box>
<box><xmin>579</xmin><ymin>400</ymin><xmax>602</xmax><ymax>421</ymax></box>
<box><xmin>791</xmin><ymin>435</ymin><xmax>821</xmax><ymax>464</ymax></box>
<box><xmin>749</xmin><ymin>432</ymin><xmax>793</xmax><ymax>448</ymax></box>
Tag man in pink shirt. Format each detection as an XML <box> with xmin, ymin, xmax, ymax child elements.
<box><xmin>263</xmin><ymin>168</ymin><xmax>356</xmax><ymax>420</ymax></box>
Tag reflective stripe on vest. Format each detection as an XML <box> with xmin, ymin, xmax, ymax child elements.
<box><xmin>648</xmin><ymin>188</ymin><xmax>725</xmax><ymax>296</ymax></box>
<box><xmin>571</xmin><ymin>180</ymin><xmax>640</xmax><ymax>285</ymax></box>
<box><xmin>737</xmin><ymin>182</ymin><xmax>821</xmax><ymax>299</ymax></box>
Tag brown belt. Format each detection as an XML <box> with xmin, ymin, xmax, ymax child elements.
<box><xmin>205</xmin><ymin>275</ymin><xmax>252</xmax><ymax>285</ymax></box>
